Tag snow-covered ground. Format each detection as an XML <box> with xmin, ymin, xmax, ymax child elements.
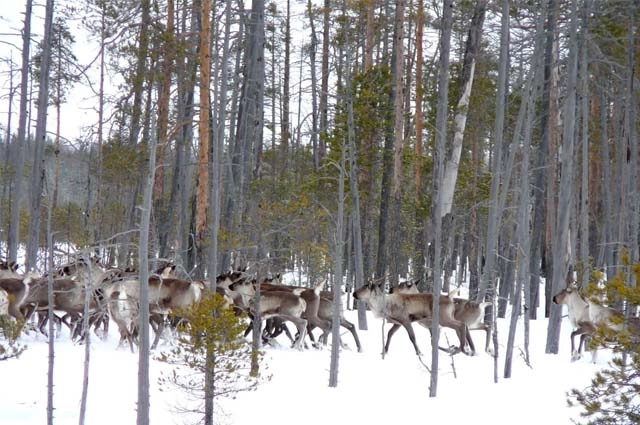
<box><xmin>0</xmin><ymin>286</ymin><xmax>609</xmax><ymax>425</ymax></box>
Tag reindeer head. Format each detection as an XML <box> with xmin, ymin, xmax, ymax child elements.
<box><xmin>552</xmin><ymin>282</ymin><xmax>579</xmax><ymax>305</ymax></box>
<box><xmin>390</xmin><ymin>280</ymin><xmax>420</xmax><ymax>294</ymax></box>
<box><xmin>353</xmin><ymin>281</ymin><xmax>385</xmax><ymax>301</ymax></box>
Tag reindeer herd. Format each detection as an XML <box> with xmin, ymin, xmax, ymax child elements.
<box><xmin>0</xmin><ymin>256</ymin><xmax>638</xmax><ymax>362</ymax></box>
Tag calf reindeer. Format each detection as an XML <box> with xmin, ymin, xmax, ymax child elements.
<box><xmin>391</xmin><ymin>281</ymin><xmax>492</xmax><ymax>355</ymax></box>
<box><xmin>354</xmin><ymin>281</ymin><xmax>468</xmax><ymax>356</ymax></box>
<box><xmin>229</xmin><ymin>279</ymin><xmax>308</xmax><ymax>350</ymax></box>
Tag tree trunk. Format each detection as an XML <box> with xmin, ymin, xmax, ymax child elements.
<box><xmin>154</xmin><ymin>0</ymin><xmax>175</xmax><ymax>258</ymax></box>
<box><xmin>413</xmin><ymin>0</ymin><xmax>425</xmax><ymax>286</ymax></box>
<box><xmin>329</xmin><ymin>147</ymin><xmax>346</xmax><ymax>388</ymax></box>
<box><xmin>546</xmin><ymin>0</ymin><xmax>578</xmax><ymax>355</ymax></box>
<box><xmin>8</xmin><ymin>0</ymin><xmax>32</xmax><ymax>264</ymax></box>
<box><xmin>389</xmin><ymin>0</ymin><xmax>405</xmax><ymax>287</ymax></box>
<box><xmin>528</xmin><ymin>0</ymin><xmax>557</xmax><ymax>320</ymax></box>
<box><xmin>439</xmin><ymin>0</ymin><xmax>488</xmax><ymax>216</ymax></box>
<box><xmin>136</xmin><ymin>135</ymin><xmax>155</xmax><ymax>425</ymax></box>
<box><xmin>26</xmin><ymin>0</ymin><xmax>55</xmax><ymax>271</ymax></box>
<box><xmin>430</xmin><ymin>0</ymin><xmax>452</xmax><ymax>398</ymax></box>
<box><xmin>195</xmin><ymin>0</ymin><xmax>212</xmax><ymax>276</ymax></box>
<box><xmin>504</xmin><ymin>8</ymin><xmax>544</xmax><ymax>376</ymax></box>
<box><xmin>307</xmin><ymin>0</ymin><xmax>320</xmax><ymax>169</ymax></box>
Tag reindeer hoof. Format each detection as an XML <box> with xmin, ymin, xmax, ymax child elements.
<box><xmin>448</xmin><ymin>346</ymin><xmax>461</xmax><ymax>355</ymax></box>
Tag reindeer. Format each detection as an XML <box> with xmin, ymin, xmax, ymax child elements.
<box><xmin>0</xmin><ymin>275</ymin><xmax>32</xmax><ymax>322</ymax></box>
<box><xmin>390</xmin><ymin>281</ymin><xmax>491</xmax><ymax>355</ymax></box>
<box><xmin>258</xmin><ymin>280</ymin><xmax>331</xmax><ymax>348</ymax></box>
<box><xmin>107</xmin><ymin>285</ymin><xmax>139</xmax><ymax>352</ymax></box>
<box><xmin>107</xmin><ymin>276</ymin><xmax>207</xmax><ymax>349</ymax></box>
<box><xmin>309</xmin><ymin>293</ymin><xmax>362</xmax><ymax>352</ymax></box>
<box><xmin>553</xmin><ymin>283</ymin><xmax>627</xmax><ymax>362</ymax></box>
<box><xmin>228</xmin><ymin>278</ymin><xmax>308</xmax><ymax>350</ymax></box>
<box><xmin>0</xmin><ymin>260</ymin><xmax>20</xmax><ymax>278</ymax></box>
<box><xmin>353</xmin><ymin>281</ymin><xmax>468</xmax><ymax>356</ymax></box>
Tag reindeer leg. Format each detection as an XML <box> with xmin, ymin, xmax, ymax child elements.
<box><xmin>282</xmin><ymin>315</ymin><xmax>307</xmax><ymax>350</ymax></box>
<box><xmin>341</xmin><ymin>318</ymin><xmax>362</xmax><ymax>352</ymax></box>
<box><xmin>465</xmin><ymin>329</ymin><xmax>477</xmax><ymax>356</ymax></box>
<box><xmin>401</xmin><ymin>322</ymin><xmax>421</xmax><ymax>356</ymax></box>
<box><xmin>440</xmin><ymin>318</ymin><xmax>468</xmax><ymax>355</ymax></box>
<box><xmin>483</xmin><ymin>324</ymin><xmax>492</xmax><ymax>355</ymax></box>
<box><xmin>384</xmin><ymin>323</ymin><xmax>401</xmax><ymax>354</ymax></box>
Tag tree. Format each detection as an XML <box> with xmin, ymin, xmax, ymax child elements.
<box><xmin>439</xmin><ymin>0</ymin><xmax>487</xmax><ymax>217</ymax></box>
<box><xmin>430</xmin><ymin>0</ymin><xmax>453</xmax><ymax>398</ymax></box>
<box><xmin>545</xmin><ymin>0</ymin><xmax>579</xmax><ymax>355</ymax></box>
<box><xmin>195</xmin><ymin>0</ymin><xmax>212</xmax><ymax>277</ymax></box>
<box><xmin>157</xmin><ymin>293</ymin><xmax>266</xmax><ymax>418</ymax></box>
<box><xmin>32</xmin><ymin>15</ymin><xmax>80</xmax><ymax>209</ymax></box>
<box><xmin>7</xmin><ymin>0</ymin><xmax>33</xmax><ymax>265</ymax></box>
<box><xmin>25</xmin><ymin>0</ymin><xmax>55</xmax><ymax>272</ymax></box>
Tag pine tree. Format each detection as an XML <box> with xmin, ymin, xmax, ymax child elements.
<box><xmin>157</xmin><ymin>293</ymin><xmax>268</xmax><ymax>416</ymax></box>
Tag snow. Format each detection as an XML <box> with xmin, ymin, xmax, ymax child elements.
<box><xmin>0</xmin><ymin>287</ymin><xmax>610</xmax><ymax>425</ymax></box>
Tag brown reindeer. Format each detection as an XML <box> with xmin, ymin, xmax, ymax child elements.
<box><xmin>258</xmin><ymin>280</ymin><xmax>331</xmax><ymax>348</ymax></box>
<box><xmin>391</xmin><ymin>281</ymin><xmax>491</xmax><ymax>355</ymax></box>
<box><xmin>228</xmin><ymin>278</ymin><xmax>308</xmax><ymax>350</ymax></box>
<box><xmin>354</xmin><ymin>281</ymin><xmax>468</xmax><ymax>356</ymax></box>
<box><xmin>106</xmin><ymin>276</ymin><xmax>206</xmax><ymax>349</ymax></box>
<box><xmin>307</xmin><ymin>293</ymin><xmax>362</xmax><ymax>352</ymax></box>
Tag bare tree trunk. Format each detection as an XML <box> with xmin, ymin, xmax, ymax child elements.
<box><xmin>479</xmin><ymin>0</ymin><xmax>510</xmax><ymax>384</ymax></box>
<box><xmin>319</xmin><ymin>0</ymin><xmax>331</xmax><ymax>162</ymax></box>
<box><xmin>578</xmin><ymin>7</ymin><xmax>590</xmax><ymax>288</ymax></box>
<box><xmin>440</xmin><ymin>0</ymin><xmax>487</xmax><ymax>216</ymax></box>
<box><xmin>79</xmin><ymin>251</ymin><xmax>95</xmax><ymax>425</ymax></box>
<box><xmin>307</xmin><ymin>0</ymin><xmax>320</xmax><ymax>169</ymax></box>
<box><xmin>329</xmin><ymin>147</ymin><xmax>345</xmax><ymax>388</ymax></box>
<box><xmin>93</xmin><ymin>3</ymin><xmax>107</xmax><ymax>245</ymax></box>
<box><xmin>195</xmin><ymin>0</ymin><xmax>212</xmax><ymax>276</ymax></box>
<box><xmin>137</xmin><ymin>133</ymin><xmax>157</xmax><ymax>425</ymax></box>
<box><xmin>344</xmin><ymin>42</ymin><xmax>367</xmax><ymax>330</ymax></box>
<box><xmin>504</xmin><ymin>10</ymin><xmax>544</xmax><ymax>376</ymax></box>
<box><xmin>154</xmin><ymin>0</ymin><xmax>175</xmax><ymax>258</ymax></box>
<box><xmin>546</xmin><ymin>0</ymin><xmax>578</xmax><ymax>355</ymax></box>
<box><xmin>280</xmin><ymin>0</ymin><xmax>291</xmax><ymax>174</ymax></box>
<box><xmin>430</xmin><ymin>0</ymin><xmax>452</xmax><ymax>398</ymax></box>
<box><xmin>46</xmin><ymin>197</ymin><xmax>54</xmax><ymax>425</ymax></box>
<box><xmin>413</xmin><ymin>0</ymin><xmax>425</xmax><ymax>286</ymax></box>
<box><xmin>389</xmin><ymin>0</ymin><xmax>405</xmax><ymax>287</ymax></box>
<box><xmin>477</xmin><ymin>0</ymin><xmax>509</xmax><ymax>307</ymax></box>
<box><xmin>26</xmin><ymin>0</ymin><xmax>55</xmax><ymax>272</ymax></box>
<box><xmin>8</xmin><ymin>0</ymin><xmax>32</xmax><ymax>264</ymax></box>
<box><xmin>528</xmin><ymin>0</ymin><xmax>557</xmax><ymax>320</ymax></box>
<box><xmin>118</xmin><ymin>0</ymin><xmax>151</xmax><ymax>268</ymax></box>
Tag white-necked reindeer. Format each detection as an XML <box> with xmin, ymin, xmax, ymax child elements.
<box><xmin>391</xmin><ymin>281</ymin><xmax>492</xmax><ymax>355</ymax></box>
<box><xmin>228</xmin><ymin>277</ymin><xmax>309</xmax><ymax>350</ymax></box>
<box><xmin>353</xmin><ymin>281</ymin><xmax>468</xmax><ymax>356</ymax></box>
<box><xmin>553</xmin><ymin>283</ymin><xmax>626</xmax><ymax>362</ymax></box>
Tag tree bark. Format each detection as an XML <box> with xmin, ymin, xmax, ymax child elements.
<box><xmin>430</xmin><ymin>0</ymin><xmax>452</xmax><ymax>398</ymax></box>
<box><xmin>195</xmin><ymin>0</ymin><xmax>212</xmax><ymax>276</ymax></box>
<box><xmin>389</xmin><ymin>0</ymin><xmax>405</xmax><ymax>287</ymax></box>
<box><xmin>8</xmin><ymin>0</ymin><xmax>33</xmax><ymax>265</ymax></box>
<box><xmin>26</xmin><ymin>0</ymin><xmax>55</xmax><ymax>271</ymax></box>
<box><xmin>439</xmin><ymin>0</ymin><xmax>487</xmax><ymax>217</ymax></box>
<box><xmin>546</xmin><ymin>0</ymin><xmax>578</xmax><ymax>355</ymax></box>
